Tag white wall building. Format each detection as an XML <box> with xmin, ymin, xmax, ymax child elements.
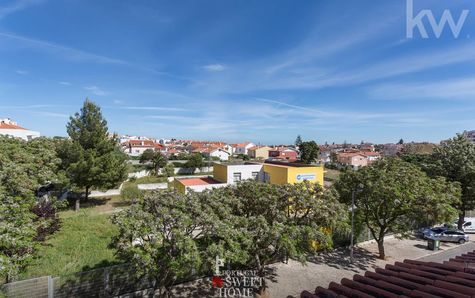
<box><xmin>208</xmin><ymin>149</ymin><xmax>231</xmax><ymax>161</ymax></box>
<box><xmin>232</xmin><ymin>142</ymin><xmax>256</xmax><ymax>155</ymax></box>
<box><xmin>213</xmin><ymin>162</ymin><xmax>264</xmax><ymax>184</ymax></box>
<box><xmin>0</xmin><ymin>118</ymin><xmax>40</xmax><ymax>141</ymax></box>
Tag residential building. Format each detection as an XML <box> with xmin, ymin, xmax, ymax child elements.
<box><xmin>195</xmin><ymin>147</ymin><xmax>231</xmax><ymax>161</ymax></box>
<box><xmin>122</xmin><ymin>140</ymin><xmax>164</xmax><ymax>156</ymax></box>
<box><xmin>0</xmin><ymin>118</ymin><xmax>40</xmax><ymax>141</ymax></box>
<box><xmin>337</xmin><ymin>152</ymin><xmax>368</xmax><ymax>168</ymax></box>
<box><xmin>231</xmin><ymin>142</ymin><xmax>255</xmax><ymax>155</ymax></box>
<box><xmin>247</xmin><ymin>146</ymin><xmax>271</xmax><ymax>159</ymax></box>
<box><xmin>381</xmin><ymin>143</ymin><xmax>403</xmax><ymax>156</ymax></box>
<box><xmin>362</xmin><ymin>151</ymin><xmax>381</xmax><ymax>163</ymax></box>
<box><xmin>268</xmin><ymin>147</ymin><xmax>298</xmax><ymax>161</ymax></box>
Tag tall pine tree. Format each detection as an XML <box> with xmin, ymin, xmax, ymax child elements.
<box><xmin>64</xmin><ymin>99</ymin><xmax>127</xmax><ymax>211</ymax></box>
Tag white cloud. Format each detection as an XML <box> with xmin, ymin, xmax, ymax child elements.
<box><xmin>59</xmin><ymin>81</ymin><xmax>71</xmax><ymax>86</ymax></box>
<box><xmin>84</xmin><ymin>86</ymin><xmax>108</xmax><ymax>96</ymax></box>
<box><xmin>15</xmin><ymin>70</ymin><xmax>29</xmax><ymax>75</ymax></box>
<box><xmin>31</xmin><ymin>111</ymin><xmax>69</xmax><ymax>118</ymax></box>
<box><xmin>202</xmin><ymin>64</ymin><xmax>226</xmax><ymax>72</ymax></box>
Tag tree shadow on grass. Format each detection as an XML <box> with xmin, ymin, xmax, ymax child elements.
<box><xmin>307</xmin><ymin>247</ymin><xmax>378</xmax><ymax>273</ymax></box>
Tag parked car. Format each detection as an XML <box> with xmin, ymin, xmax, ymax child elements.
<box><xmin>419</xmin><ymin>227</ymin><xmax>448</xmax><ymax>239</ymax></box>
<box><xmin>433</xmin><ymin>229</ymin><xmax>468</xmax><ymax>244</ymax></box>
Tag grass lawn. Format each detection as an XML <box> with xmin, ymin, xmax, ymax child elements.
<box><xmin>21</xmin><ymin>206</ymin><xmax>122</xmax><ymax>279</ymax></box>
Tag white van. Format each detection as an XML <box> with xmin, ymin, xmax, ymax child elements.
<box><xmin>462</xmin><ymin>217</ymin><xmax>475</xmax><ymax>233</ymax></box>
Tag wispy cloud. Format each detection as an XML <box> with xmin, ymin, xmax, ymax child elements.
<box><xmin>15</xmin><ymin>70</ymin><xmax>29</xmax><ymax>75</ymax></box>
<box><xmin>0</xmin><ymin>31</ymin><xmax>127</xmax><ymax>65</ymax></box>
<box><xmin>202</xmin><ymin>64</ymin><xmax>226</xmax><ymax>72</ymax></box>
<box><xmin>31</xmin><ymin>111</ymin><xmax>69</xmax><ymax>118</ymax></box>
<box><xmin>0</xmin><ymin>31</ymin><xmax>193</xmax><ymax>81</ymax></box>
<box><xmin>0</xmin><ymin>0</ymin><xmax>44</xmax><ymax>19</ymax></box>
<box><xmin>84</xmin><ymin>86</ymin><xmax>108</xmax><ymax>96</ymax></box>
<box><xmin>120</xmin><ymin>106</ymin><xmax>188</xmax><ymax>112</ymax></box>
<box><xmin>59</xmin><ymin>81</ymin><xmax>71</xmax><ymax>86</ymax></box>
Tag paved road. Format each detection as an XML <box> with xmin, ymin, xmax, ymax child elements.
<box><xmin>417</xmin><ymin>240</ymin><xmax>475</xmax><ymax>262</ymax></box>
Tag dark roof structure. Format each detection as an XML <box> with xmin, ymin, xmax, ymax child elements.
<box><xmin>301</xmin><ymin>250</ymin><xmax>475</xmax><ymax>298</ymax></box>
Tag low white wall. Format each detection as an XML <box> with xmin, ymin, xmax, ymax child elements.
<box><xmin>137</xmin><ymin>183</ymin><xmax>168</xmax><ymax>190</ymax></box>
<box><xmin>128</xmin><ymin>170</ymin><xmax>150</xmax><ymax>179</ymax></box>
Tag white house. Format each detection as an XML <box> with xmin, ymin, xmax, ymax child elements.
<box><xmin>231</xmin><ymin>142</ymin><xmax>255</xmax><ymax>155</ymax></box>
<box><xmin>209</xmin><ymin>149</ymin><xmax>231</xmax><ymax>161</ymax></box>
<box><xmin>197</xmin><ymin>147</ymin><xmax>231</xmax><ymax>161</ymax></box>
<box><xmin>0</xmin><ymin>118</ymin><xmax>40</xmax><ymax>141</ymax></box>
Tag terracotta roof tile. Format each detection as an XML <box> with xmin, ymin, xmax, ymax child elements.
<box><xmin>300</xmin><ymin>251</ymin><xmax>475</xmax><ymax>298</ymax></box>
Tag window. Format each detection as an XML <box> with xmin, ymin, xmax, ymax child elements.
<box><xmin>233</xmin><ymin>172</ymin><xmax>242</xmax><ymax>182</ymax></box>
<box><xmin>464</xmin><ymin>222</ymin><xmax>471</xmax><ymax>227</ymax></box>
<box><xmin>251</xmin><ymin>171</ymin><xmax>259</xmax><ymax>180</ymax></box>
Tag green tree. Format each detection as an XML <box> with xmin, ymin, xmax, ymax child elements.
<box><xmin>185</xmin><ymin>153</ymin><xmax>204</xmax><ymax>174</ymax></box>
<box><xmin>0</xmin><ymin>195</ymin><xmax>37</xmax><ymax>283</ymax></box>
<box><xmin>295</xmin><ymin>135</ymin><xmax>303</xmax><ymax>147</ymax></box>
<box><xmin>139</xmin><ymin>149</ymin><xmax>155</xmax><ymax>164</ymax></box>
<box><xmin>0</xmin><ymin>136</ymin><xmax>65</xmax><ymax>282</ymax></box>
<box><xmin>218</xmin><ymin>181</ymin><xmax>347</xmax><ymax>283</ymax></box>
<box><xmin>398</xmin><ymin>138</ymin><xmax>404</xmax><ymax>145</ymax></box>
<box><xmin>63</xmin><ymin>99</ymin><xmax>127</xmax><ymax>211</ymax></box>
<box><xmin>120</xmin><ymin>183</ymin><xmax>142</xmax><ymax>202</ymax></box>
<box><xmin>335</xmin><ymin>158</ymin><xmax>460</xmax><ymax>259</ymax></box>
<box><xmin>151</xmin><ymin>152</ymin><xmax>168</xmax><ymax>176</ymax></box>
<box><xmin>111</xmin><ymin>181</ymin><xmax>347</xmax><ymax>296</ymax></box>
<box><xmin>111</xmin><ymin>190</ymin><xmax>214</xmax><ymax>297</ymax></box>
<box><xmin>432</xmin><ymin>134</ymin><xmax>475</xmax><ymax>229</ymax></box>
<box><xmin>299</xmin><ymin>141</ymin><xmax>319</xmax><ymax>164</ymax></box>
<box><xmin>162</xmin><ymin>163</ymin><xmax>175</xmax><ymax>177</ymax></box>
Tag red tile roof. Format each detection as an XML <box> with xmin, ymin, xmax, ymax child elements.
<box><xmin>300</xmin><ymin>253</ymin><xmax>475</xmax><ymax>298</ymax></box>
<box><xmin>125</xmin><ymin>140</ymin><xmax>155</xmax><ymax>147</ymax></box>
<box><xmin>0</xmin><ymin>121</ymin><xmax>26</xmax><ymax>130</ymax></box>
<box><xmin>178</xmin><ymin>177</ymin><xmax>221</xmax><ymax>186</ymax></box>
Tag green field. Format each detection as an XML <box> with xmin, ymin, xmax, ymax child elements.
<box><xmin>21</xmin><ymin>207</ymin><xmax>121</xmax><ymax>279</ymax></box>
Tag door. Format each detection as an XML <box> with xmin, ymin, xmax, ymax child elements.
<box><xmin>438</xmin><ymin>231</ymin><xmax>453</xmax><ymax>242</ymax></box>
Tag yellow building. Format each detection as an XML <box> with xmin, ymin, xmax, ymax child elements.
<box><xmin>173</xmin><ymin>161</ymin><xmax>325</xmax><ymax>194</ymax></box>
<box><xmin>262</xmin><ymin>162</ymin><xmax>324</xmax><ymax>186</ymax></box>
<box><xmin>247</xmin><ymin>146</ymin><xmax>271</xmax><ymax>159</ymax></box>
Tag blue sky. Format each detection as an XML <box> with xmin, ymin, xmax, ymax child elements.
<box><xmin>1</xmin><ymin>0</ymin><xmax>475</xmax><ymax>144</ymax></box>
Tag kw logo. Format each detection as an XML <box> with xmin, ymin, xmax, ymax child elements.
<box><xmin>406</xmin><ymin>0</ymin><xmax>470</xmax><ymax>39</ymax></box>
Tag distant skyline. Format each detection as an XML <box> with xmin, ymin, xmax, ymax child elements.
<box><xmin>1</xmin><ymin>0</ymin><xmax>475</xmax><ymax>144</ymax></box>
